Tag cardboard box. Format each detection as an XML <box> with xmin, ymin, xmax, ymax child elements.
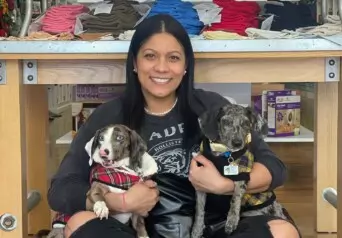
<box><xmin>252</xmin><ymin>89</ymin><xmax>301</xmax><ymax>137</ymax></box>
<box><xmin>264</xmin><ymin>90</ymin><xmax>301</xmax><ymax>137</ymax></box>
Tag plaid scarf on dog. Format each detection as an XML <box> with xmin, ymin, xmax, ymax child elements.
<box><xmin>52</xmin><ymin>164</ymin><xmax>141</xmax><ymax>227</ymax></box>
<box><xmin>90</xmin><ymin>164</ymin><xmax>141</xmax><ymax>190</ymax></box>
<box><xmin>238</xmin><ymin>150</ymin><xmax>276</xmax><ymax>210</ymax></box>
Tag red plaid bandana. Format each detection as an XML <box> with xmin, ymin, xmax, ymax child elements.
<box><xmin>52</xmin><ymin>164</ymin><xmax>141</xmax><ymax>227</ymax></box>
<box><xmin>90</xmin><ymin>164</ymin><xmax>141</xmax><ymax>190</ymax></box>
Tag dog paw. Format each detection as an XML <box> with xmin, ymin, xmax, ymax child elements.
<box><xmin>224</xmin><ymin>218</ymin><xmax>238</xmax><ymax>235</ymax></box>
<box><xmin>93</xmin><ymin>201</ymin><xmax>109</xmax><ymax>220</ymax></box>
<box><xmin>46</xmin><ymin>228</ymin><xmax>64</xmax><ymax>238</ymax></box>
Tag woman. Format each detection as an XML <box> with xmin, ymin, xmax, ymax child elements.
<box><xmin>47</xmin><ymin>14</ymin><xmax>300</xmax><ymax>238</ymax></box>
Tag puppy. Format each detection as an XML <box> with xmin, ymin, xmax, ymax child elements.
<box><xmin>191</xmin><ymin>103</ymin><xmax>287</xmax><ymax>238</ymax></box>
<box><xmin>84</xmin><ymin>124</ymin><xmax>158</xmax><ymax>238</ymax></box>
<box><xmin>46</xmin><ymin>124</ymin><xmax>157</xmax><ymax>238</ymax></box>
<box><xmin>46</xmin><ymin>124</ymin><xmax>158</xmax><ymax>238</ymax></box>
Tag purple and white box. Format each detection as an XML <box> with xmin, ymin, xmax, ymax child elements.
<box><xmin>264</xmin><ymin>90</ymin><xmax>301</xmax><ymax>137</ymax></box>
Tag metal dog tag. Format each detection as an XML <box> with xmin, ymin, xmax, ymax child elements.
<box><xmin>224</xmin><ymin>164</ymin><xmax>239</xmax><ymax>176</ymax></box>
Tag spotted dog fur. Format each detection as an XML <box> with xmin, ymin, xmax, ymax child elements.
<box><xmin>191</xmin><ymin>103</ymin><xmax>287</xmax><ymax>238</ymax></box>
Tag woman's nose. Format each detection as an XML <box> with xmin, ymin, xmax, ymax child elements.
<box><xmin>154</xmin><ymin>58</ymin><xmax>169</xmax><ymax>72</ymax></box>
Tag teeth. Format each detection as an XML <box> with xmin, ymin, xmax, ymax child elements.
<box><xmin>151</xmin><ymin>77</ymin><xmax>171</xmax><ymax>84</ymax></box>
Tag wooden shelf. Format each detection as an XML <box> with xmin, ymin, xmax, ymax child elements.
<box><xmin>32</xmin><ymin>57</ymin><xmax>330</xmax><ymax>84</ymax></box>
<box><xmin>56</xmin><ymin>126</ymin><xmax>314</xmax><ymax>145</ymax></box>
<box><xmin>264</xmin><ymin>126</ymin><xmax>313</xmax><ymax>143</ymax></box>
<box><xmin>56</xmin><ymin>131</ymin><xmax>74</xmax><ymax>145</ymax></box>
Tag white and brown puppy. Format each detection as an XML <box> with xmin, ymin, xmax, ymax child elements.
<box><xmin>85</xmin><ymin>124</ymin><xmax>158</xmax><ymax>238</ymax></box>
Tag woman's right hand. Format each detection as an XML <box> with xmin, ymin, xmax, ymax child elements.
<box><xmin>125</xmin><ymin>180</ymin><xmax>159</xmax><ymax>216</ymax></box>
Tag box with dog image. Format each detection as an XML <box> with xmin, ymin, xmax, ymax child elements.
<box><xmin>263</xmin><ymin>90</ymin><xmax>301</xmax><ymax>137</ymax></box>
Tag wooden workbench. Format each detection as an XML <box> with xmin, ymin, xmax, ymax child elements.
<box><xmin>0</xmin><ymin>39</ymin><xmax>341</xmax><ymax>237</ymax></box>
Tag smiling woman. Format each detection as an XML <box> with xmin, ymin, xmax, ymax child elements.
<box><xmin>135</xmin><ymin>32</ymin><xmax>187</xmax><ymax>105</ymax></box>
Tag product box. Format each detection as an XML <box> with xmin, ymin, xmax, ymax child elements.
<box><xmin>263</xmin><ymin>90</ymin><xmax>301</xmax><ymax>137</ymax></box>
<box><xmin>72</xmin><ymin>84</ymin><xmax>125</xmax><ymax>102</ymax></box>
<box><xmin>252</xmin><ymin>89</ymin><xmax>301</xmax><ymax>137</ymax></box>
<box><xmin>251</xmin><ymin>83</ymin><xmax>285</xmax><ymax>116</ymax></box>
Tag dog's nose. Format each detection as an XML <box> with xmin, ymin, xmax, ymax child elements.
<box><xmin>99</xmin><ymin>149</ymin><xmax>110</xmax><ymax>156</ymax></box>
<box><xmin>232</xmin><ymin>139</ymin><xmax>242</xmax><ymax>147</ymax></box>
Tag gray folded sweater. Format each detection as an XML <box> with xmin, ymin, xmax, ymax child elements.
<box><xmin>82</xmin><ymin>0</ymin><xmax>141</xmax><ymax>35</ymax></box>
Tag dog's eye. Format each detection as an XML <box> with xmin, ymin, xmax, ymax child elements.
<box><xmin>116</xmin><ymin>135</ymin><xmax>124</xmax><ymax>141</ymax></box>
<box><xmin>99</xmin><ymin>135</ymin><xmax>104</xmax><ymax>141</ymax></box>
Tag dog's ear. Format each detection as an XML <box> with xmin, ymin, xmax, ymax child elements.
<box><xmin>198</xmin><ymin>106</ymin><xmax>225</xmax><ymax>141</ymax></box>
<box><xmin>129</xmin><ymin>129</ymin><xmax>147</xmax><ymax>169</ymax></box>
<box><xmin>245</xmin><ymin>106</ymin><xmax>268</xmax><ymax>137</ymax></box>
<box><xmin>85</xmin><ymin>129</ymin><xmax>101</xmax><ymax>166</ymax></box>
<box><xmin>91</xmin><ymin>129</ymin><xmax>101</xmax><ymax>156</ymax></box>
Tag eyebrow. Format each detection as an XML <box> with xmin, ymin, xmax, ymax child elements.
<box><xmin>143</xmin><ymin>48</ymin><xmax>182</xmax><ymax>55</ymax></box>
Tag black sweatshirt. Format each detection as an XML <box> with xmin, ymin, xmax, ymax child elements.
<box><xmin>47</xmin><ymin>89</ymin><xmax>287</xmax><ymax>215</ymax></box>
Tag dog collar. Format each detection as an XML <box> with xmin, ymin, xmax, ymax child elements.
<box><xmin>220</xmin><ymin>147</ymin><xmax>248</xmax><ymax>161</ymax></box>
<box><xmin>200</xmin><ymin>137</ymin><xmax>248</xmax><ymax>162</ymax></box>
<box><xmin>221</xmin><ymin>151</ymin><xmax>232</xmax><ymax>158</ymax></box>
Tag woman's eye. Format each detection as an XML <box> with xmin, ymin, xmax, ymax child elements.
<box><xmin>144</xmin><ymin>54</ymin><xmax>155</xmax><ymax>60</ymax></box>
<box><xmin>170</xmin><ymin>55</ymin><xmax>180</xmax><ymax>62</ymax></box>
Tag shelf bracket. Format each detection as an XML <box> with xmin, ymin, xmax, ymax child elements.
<box><xmin>325</xmin><ymin>57</ymin><xmax>340</xmax><ymax>82</ymax></box>
<box><xmin>23</xmin><ymin>60</ymin><xmax>38</xmax><ymax>84</ymax></box>
<box><xmin>0</xmin><ymin>60</ymin><xmax>6</xmax><ymax>85</ymax></box>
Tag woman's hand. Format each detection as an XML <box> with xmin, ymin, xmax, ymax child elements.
<box><xmin>189</xmin><ymin>154</ymin><xmax>234</xmax><ymax>195</ymax></box>
<box><xmin>124</xmin><ymin>180</ymin><xmax>159</xmax><ymax>216</ymax></box>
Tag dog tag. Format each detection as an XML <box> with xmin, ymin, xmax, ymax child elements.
<box><xmin>224</xmin><ymin>164</ymin><xmax>239</xmax><ymax>176</ymax></box>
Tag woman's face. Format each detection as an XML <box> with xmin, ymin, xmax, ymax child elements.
<box><xmin>135</xmin><ymin>32</ymin><xmax>186</xmax><ymax>99</ymax></box>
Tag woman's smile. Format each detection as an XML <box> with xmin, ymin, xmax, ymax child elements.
<box><xmin>150</xmin><ymin>77</ymin><xmax>172</xmax><ymax>85</ymax></box>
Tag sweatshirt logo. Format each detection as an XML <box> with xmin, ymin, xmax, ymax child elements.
<box><xmin>147</xmin><ymin>123</ymin><xmax>199</xmax><ymax>177</ymax></box>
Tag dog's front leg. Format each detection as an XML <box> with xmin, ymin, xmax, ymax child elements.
<box><xmin>46</xmin><ymin>227</ymin><xmax>64</xmax><ymax>238</ymax></box>
<box><xmin>86</xmin><ymin>181</ymin><xmax>110</xmax><ymax>220</ymax></box>
<box><xmin>225</xmin><ymin>181</ymin><xmax>247</xmax><ymax>234</ymax></box>
<box><xmin>190</xmin><ymin>190</ymin><xmax>206</xmax><ymax>238</ymax></box>
<box><xmin>132</xmin><ymin>214</ymin><xmax>149</xmax><ymax>238</ymax></box>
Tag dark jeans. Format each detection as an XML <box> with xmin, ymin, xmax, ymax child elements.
<box><xmin>69</xmin><ymin>213</ymin><xmax>300</xmax><ymax>238</ymax></box>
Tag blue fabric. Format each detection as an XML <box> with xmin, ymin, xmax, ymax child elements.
<box><xmin>147</xmin><ymin>0</ymin><xmax>204</xmax><ymax>35</ymax></box>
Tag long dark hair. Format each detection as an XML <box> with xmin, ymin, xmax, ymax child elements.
<box><xmin>122</xmin><ymin>14</ymin><xmax>199</xmax><ymax>149</ymax></box>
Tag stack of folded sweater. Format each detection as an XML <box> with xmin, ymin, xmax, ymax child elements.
<box><xmin>82</xmin><ymin>0</ymin><xmax>141</xmax><ymax>37</ymax></box>
<box><xmin>206</xmin><ymin>0</ymin><xmax>260</xmax><ymax>36</ymax></box>
<box><xmin>147</xmin><ymin>0</ymin><xmax>204</xmax><ymax>35</ymax></box>
<box><xmin>42</xmin><ymin>4</ymin><xmax>89</xmax><ymax>34</ymax></box>
<box><xmin>264</xmin><ymin>2</ymin><xmax>317</xmax><ymax>31</ymax></box>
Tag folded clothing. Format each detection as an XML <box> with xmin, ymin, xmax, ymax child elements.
<box><xmin>202</xmin><ymin>30</ymin><xmax>250</xmax><ymax>39</ymax></box>
<box><xmin>82</xmin><ymin>0</ymin><xmax>141</xmax><ymax>36</ymax></box>
<box><xmin>42</xmin><ymin>4</ymin><xmax>89</xmax><ymax>34</ymax></box>
<box><xmin>147</xmin><ymin>0</ymin><xmax>204</xmax><ymax>35</ymax></box>
<box><xmin>264</xmin><ymin>2</ymin><xmax>317</xmax><ymax>31</ymax></box>
<box><xmin>205</xmin><ymin>0</ymin><xmax>260</xmax><ymax>36</ymax></box>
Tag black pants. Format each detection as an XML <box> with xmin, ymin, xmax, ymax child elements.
<box><xmin>206</xmin><ymin>215</ymin><xmax>278</xmax><ymax>238</ymax></box>
<box><xmin>69</xmin><ymin>214</ymin><xmax>300</xmax><ymax>238</ymax></box>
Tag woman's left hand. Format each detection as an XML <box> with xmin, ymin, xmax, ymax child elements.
<box><xmin>189</xmin><ymin>153</ymin><xmax>234</xmax><ymax>194</ymax></box>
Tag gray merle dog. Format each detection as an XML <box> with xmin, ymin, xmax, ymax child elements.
<box><xmin>191</xmin><ymin>103</ymin><xmax>287</xmax><ymax>238</ymax></box>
